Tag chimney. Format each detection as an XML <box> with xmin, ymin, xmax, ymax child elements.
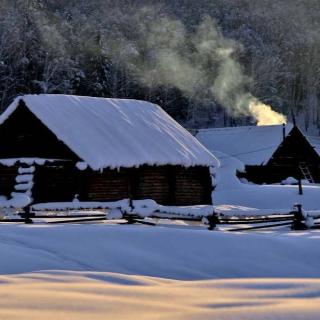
<box><xmin>282</xmin><ymin>123</ymin><xmax>286</xmax><ymax>141</ymax></box>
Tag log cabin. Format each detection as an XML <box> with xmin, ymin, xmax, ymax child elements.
<box><xmin>0</xmin><ymin>95</ymin><xmax>218</xmax><ymax>207</ymax></box>
<box><xmin>196</xmin><ymin>124</ymin><xmax>320</xmax><ymax>184</ymax></box>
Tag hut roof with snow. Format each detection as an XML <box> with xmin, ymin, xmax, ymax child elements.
<box><xmin>0</xmin><ymin>95</ymin><xmax>216</xmax><ymax>206</ymax></box>
<box><xmin>197</xmin><ymin>124</ymin><xmax>320</xmax><ymax>184</ymax></box>
<box><xmin>196</xmin><ymin>124</ymin><xmax>294</xmax><ymax>166</ymax></box>
<box><xmin>0</xmin><ymin>95</ymin><xmax>218</xmax><ymax>170</ymax></box>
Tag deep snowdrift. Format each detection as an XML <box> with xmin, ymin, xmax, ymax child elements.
<box><xmin>1</xmin><ymin>273</ymin><xmax>320</xmax><ymax>320</ymax></box>
<box><xmin>1</xmin><ymin>223</ymin><xmax>320</xmax><ymax>279</ymax></box>
<box><xmin>1</xmin><ymin>223</ymin><xmax>320</xmax><ymax>320</ymax></box>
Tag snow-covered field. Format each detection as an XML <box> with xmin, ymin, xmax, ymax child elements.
<box><xmin>2</xmin><ymin>132</ymin><xmax>320</xmax><ymax>319</ymax></box>
<box><xmin>1</xmin><ymin>223</ymin><xmax>320</xmax><ymax>319</ymax></box>
<box><xmin>195</xmin><ymin>127</ymin><xmax>320</xmax><ymax>214</ymax></box>
<box><xmin>213</xmin><ymin>150</ymin><xmax>320</xmax><ymax>213</ymax></box>
<box><xmin>2</xmin><ymin>161</ymin><xmax>320</xmax><ymax>320</ymax></box>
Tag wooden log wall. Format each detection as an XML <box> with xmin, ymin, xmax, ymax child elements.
<box><xmin>85</xmin><ymin>165</ymin><xmax>212</xmax><ymax>205</ymax></box>
<box><xmin>135</xmin><ymin>166</ymin><xmax>171</xmax><ymax>204</ymax></box>
<box><xmin>86</xmin><ymin>169</ymin><xmax>129</xmax><ymax>201</ymax></box>
<box><xmin>0</xmin><ymin>165</ymin><xmax>19</xmax><ymax>198</ymax></box>
<box><xmin>0</xmin><ymin>163</ymin><xmax>213</xmax><ymax>206</ymax></box>
<box><xmin>174</xmin><ymin>166</ymin><xmax>212</xmax><ymax>205</ymax></box>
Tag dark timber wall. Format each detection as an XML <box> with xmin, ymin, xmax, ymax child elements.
<box><xmin>85</xmin><ymin>169</ymin><xmax>130</xmax><ymax>202</ymax></box>
<box><xmin>0</xmin><ymin>101</ymin><xmax>79</xmax><ymax>160</ymax></box>
<box><xmin>83</xmin><ymin>165</ymin><xmax>212</xmax><ymax>205</ymax></box>
<box><xmin>0</xmin><ymin>162</ymin><xmax>213</xmax><ymax>205</ymax></box>
<box><xmin>135</xmin><ymin>166</ymin><xmax>171</xmax><ymax>204</ymax></box>
<box><xmin>174</xmin><ymin>167</ymin><xmax>212</xmax><ymax>205</ymax></box>
<box><xmin>11</xmin><ymin>164</ymin><xmax>212</xmax><ymax>205</ymax></box>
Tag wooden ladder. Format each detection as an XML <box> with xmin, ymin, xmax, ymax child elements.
<box><xmin>299</xmin><ymin>163</ymin><xmax>314</xmax><ymax>183</ymax></box>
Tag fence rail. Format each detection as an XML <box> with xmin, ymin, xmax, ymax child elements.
<box><xmin>0</xmin><ymin>203</ymin><xmax>319</xmax><ymax>232</ymax></box>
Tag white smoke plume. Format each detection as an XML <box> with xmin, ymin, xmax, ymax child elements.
<box><xmin>249</xmin><ymin>100</ymin><xmax>287</xmax><ymax>125</ymax></box>
<box><xmin>105</xmin><ymin>8</ymin><xmax>286</xmax><ymax>125</ymax></box>
<box><xmin>28</xmin><ymin>2</ymin><xmax>287</xmax><ymax>125</ymax></box>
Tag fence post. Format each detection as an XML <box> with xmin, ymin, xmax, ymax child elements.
<box><xmin>207</xmin><ymin>213</ymin><xmax>219</xmax><ymax>231</ymax></box>
<box><xmin>291</xmin><ymin>204</ymin><xmax>306</xmax><ymax>230</ymax></box>
<box><xmin>21</xmin><ymin>206</ymin><xmax>33</xmax><ymax>224</ymax></box>
<box><xmin>298</xmin><ymin>179</ymin><xmax>303</xmax><ymax>195</ymax></box>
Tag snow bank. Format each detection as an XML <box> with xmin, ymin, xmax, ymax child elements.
<box><xmin>302</xmin><ymin>210</ymin><xmax>320</xmax><ymax>218</ymax></box>
<box><xmin>214</xmin><ymin>182</ymin><xmax>320</xmax><ymax>211</ymax></box>
<box><xmin>211</xmin><ymin>150</ymin><xmax>245</xmax><ymax>191</ymax></box>
<box><xmin>31</xmin><ymin>199</ymin><xmax>215</xmax><ymax>220</ymax></box>
<box><xmin>281</xmin><ymin>176</ymin><xmax>298</xmax><ymax>185</ymax></box>
<box><xmin>0</xmin><ymin>273</ymin><xmax>319</xmax><ymax>320</ymax></box>
<box><xmin>131</xmin><ymin>199</ymin><xmax>158</xmax><ymax>217</ymax></box>
<box><xmin>0</xmin><ymin>224</ymin><xmax>320</xmax><ymax>279</ymax></box>
<box><xmin>0</xmin><ymin>194</ymin><xmax>31</xmax><ymax>209</ymax></box>
<box><xmin>157</xmin><ymin>204</ymin><xmax>214</xmax><ymax>218</ymax></box>
<box><xmin>202</xmin><ymin>145</ymin><xmax>320</xmax><ymax>212</ymax></box>
<box><xmin>0</xmin><ymin>224</ymin><xmax>320</xmax><ymax>320</ymax></box>
<box><xmin>2</xmin><ymin>95</ymin><xmax>218</xmax><ymax>170</ymax></box>
<box><xmin>213</xmin><ymin>205</ymin><xmax>292</xmax><ymax>217</ymax></box>
<box><xmin>131</xmin><ymin>200</ymin><xmax>214</xmax><ymax>219</ymax></box>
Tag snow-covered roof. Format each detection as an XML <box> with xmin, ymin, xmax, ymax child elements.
<box><xmin>0</xmin><ymin>94</ymin><xmax>218</xmax><ymax>170</ymax></box>
<box><xmin>196</xmin><ymin>124</ymin><xmax>294</xmax><ymax>166</ymax></box>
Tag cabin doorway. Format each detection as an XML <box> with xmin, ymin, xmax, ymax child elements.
<box><xmin>32</xmin><ymin>164</ymin><xmax>78</xmax><ymax>203</ymax></box>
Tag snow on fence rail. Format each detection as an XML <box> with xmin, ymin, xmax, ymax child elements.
<box><xmin>0</xmin><ymin>199</ymin><xmax>217</xmax><ymax>226</ymax></box>
<box><xmin>31</xmin><ymin>199</ymin><xmax>131</xmax><ymax>212</ymax></box>
<box><xmin>0</xmin><ymin>199</ymin><xmax>215</xmax><ymax>223</ymax></box>
<box><xmin>30</xmin><ymin>200</ymin><xmax>215</xmax><ymax>218</ymax></box>
<box><xmin>213</xmin><ymin>205</ymin><xmax>294</xmax><ymax>217</ymax></box>
<box><xmin>1</xmin><ymin>198</ymin><xmax>320</xmax><ymax>231</ymax></box>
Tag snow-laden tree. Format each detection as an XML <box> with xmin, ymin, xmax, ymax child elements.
<box><xmin>0</xmin><ymin>0</ymin><xmax>320</xmax><ymax>131</ymax></box>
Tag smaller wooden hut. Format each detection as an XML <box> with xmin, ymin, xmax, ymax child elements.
<box><xmin>196</xmin><ymin>124</ymin><xmax>320</xmax><ymax>184</ymax></box>
<box><xmin>0</xmin><ymin>95</ymin><xmax>218</xmax><ymax>207</ymax></box>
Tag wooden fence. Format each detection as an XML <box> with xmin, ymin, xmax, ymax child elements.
<box><xmin>0</xmin><ymin>203</ymin><xmax>319</xmax><ymax>232</ymax></box>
